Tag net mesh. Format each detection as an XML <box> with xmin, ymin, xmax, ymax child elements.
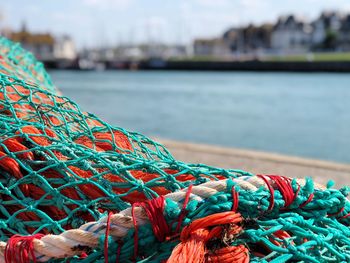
<box><xmin>0</xmin><ymin>37</ymin><xmax>249</xmax><ymax>237</ymax></box>
<box><xmin>0</xmin><ymin>37</ymin><xmax>349</xmax><ymax>263</ymax></box>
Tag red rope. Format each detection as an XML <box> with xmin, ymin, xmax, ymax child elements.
<box><xmin>341</xmin><ymin>212</ymin><xmax>350</xmax><ymax>219</ymax></box>
<box><xmin>116</xmin><ymin>241</ymin><xmax>122</xmax><ymax>263</ymax></box>
<box><xmin>131</xmin><ymin>202</ymin><xmax>139</xmax><ymax>261</ymax></box>
<box><xmin>266</xmin><ymin>175</ymin><xmax>300</xmax><ymax>208</ymax></box>
<box><xmin>138</xmin><ymin>196</ymin><xmax>170</xmax><ymax>242</ymax></box>
<box><xmin>131</xmin><ymin>195</ymin><xmax>171</xmax><ymax>260</ymax></box>
<box><xmin>231</xmin><ymin>187</ymin><xmax>239</xmax><ymax>212</ymax></box>
<box><xmin>132</xmin><ymin>185</ymin><xmax>193</xmax><ymax>259</ymax></box>
<box><xmin>257</xmin><ymin>175</ymin><xmax>275</xmax><ymax>211</ymax></box>
<box><xmin>5</xmin><ymin>233</ymin><xmax>44</xmax><ymax>263</ymax></box>
<box><xmin>328</xmin><ymin>207</ymin><xmax>345</xmax><ymax>217</ymax></box>
<box><xmin>299</xmin><ymin>193</ymin><xmax>314</xmax><ymax>208</ymax></box>
<box><xmin>104</xmin><ymin>212</ymin><xmax>113</xmax><ymax>263</ymax></box>
<box><xmin>258</xmin><ymin>175</ymin><xmax>300</xmax><ymax>210</ymax></box>
<box><xmin>175</xmin><ymin>184</ymin><xmax>193</xmax><ymax>233</ymax></box>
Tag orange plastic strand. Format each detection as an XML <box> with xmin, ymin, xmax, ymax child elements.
<box><xmin>167</xmin><ymin>212</ymin><xmax>246</xmax><ymax>263</ymax></box>
<box><xmin>16</xmin><ymin>126</ymin><xmax>53</xmax><ymax>146</ymax></box>
<box><xmin>2</xmin><ymin>138</ymin><xmax>34</xmax><ymax>160</ymax></box>
<box><xmin>180</xmin><ymin>212</ymin><xmax>242</xmax><ymax>239</ymax></box>
<box><xmin>167</xmin><ymin>228</ymin><xmax>209</xmax><ymax>263</ymax></box>
<box><xmin>112</xmin><ymin>130</ymin><xmax>133</xmax><ymax>151</ymax></box>
<box><xmin>68</xmin><ymin>166</ymin><xmax>106</xmax><ymax>200</ymax></box>
<box><xmin>74</xmin><ymin>131</ymin><xmax>132</xmax><ymax>152</ymax></box>
<box><xmin>40</xmin><ymin>169</ymin><xmax>81</xmax><ymax>200</ymax></box>
<box><xmin>3</xmin><ymin>204</ymin><xmax>43</xmax><ymax>234</ymax></box>
<box><xmin>105</xmin><ymin>170</ymin><xmax>170</xmax><ymax>203</ymax></box>
<box><xmin>207</xmin><ymin>245</ymin><xmax>249</xmax><ymax>263</ymax></box>
<box><xmin>163</xmin><ymin>169</ymin><xmax>196</xmax><ymax>182</ymax></box>
<box><xmin>74</xmin><ymin>136</ymin><xmax>105</xmax><ymax>152</ymax></box>
<box><xmin>20</xmin><ymin>183</ymin><xmax>68</xmax><ymax>221</ymax></box>
<box><xmin>270</xmin><ymin>230</ymin><xmax>292</xmax><ymax>246</ymax></box>
<box><xmin>85</xmin><ymin>114</ymin><xmax>104</xmax><ymax>127</ymax></box>
<box><xmin>43</xmin><ymin>128</ymin><xmax>58</xmax><ymax>139</ymax></box>
<box><xmin>0</xmin><ymin>150</ymin><xmax>22</xmax><ymax>179</ymax></box>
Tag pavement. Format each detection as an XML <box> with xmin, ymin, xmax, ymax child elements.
<box><xmin>158</xmin><ymin>139</ymin><xmax>350</xmax><ymax>188</ymax></box>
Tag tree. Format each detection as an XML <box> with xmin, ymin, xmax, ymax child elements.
<box><xmin>323</xmin><ymin>29</ymin><xmax>338</xmax><ymax>50</ymax></box>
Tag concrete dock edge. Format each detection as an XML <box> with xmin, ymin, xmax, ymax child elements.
<box><xmin>157</xmin><ymin>138</ymin><xmax>350</xmax><ymax>187</ymax></box>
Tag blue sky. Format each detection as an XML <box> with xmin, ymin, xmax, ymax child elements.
<box><xmin>2</xmin><ymin>0</ymin><xmax>350</xmax><ymax>48</ymax></box>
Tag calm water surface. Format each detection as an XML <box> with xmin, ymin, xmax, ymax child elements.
<box><xmin>50</xmin><ymin>70</ymin><xmax>350</xmax><ymax>164</ymax></box>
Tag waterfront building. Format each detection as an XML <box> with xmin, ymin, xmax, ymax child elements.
<box><xmin>5</xmin><ymin>23</ymin><xmax>76</xmax><ymax>61</ymax></box>
<box><xmin>271</xmin><ymin>15</ymin><xmax>312</xmax><ymax>53</ymax></box>
<box><xmin>193</xmin><ymin>38</ymin><xmax>230</xmax><ymax>57</ymax></box>
<box><xmin>311</xmin><ymin>11</ymin><xmax>343</xmax><ymax>49</ymax></box>
<box><xmin>8</xmin><ymin>23</ymin><xmax>55</xmax><ymax>61</ymax></box>
<box><xmin>53</xmin><ymin>35</ymin><xmax>76</xmax><ymax>60</ymax></box>
<box><xmin>338</xmin><ymin>14</ymin><xmax>350</xmax><ymax>51</ymax></box>
<box><xmin>223</xmin><ymin>24</ymin><xmax>273</xmax><ymax>54</ymax></box>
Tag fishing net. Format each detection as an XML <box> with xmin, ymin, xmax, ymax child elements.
<box><xmin>0</xmin><ymin>37</ymin><xmax>349</xmax><ymax>262</ymax></box>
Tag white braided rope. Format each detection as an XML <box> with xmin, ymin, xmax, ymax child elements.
<box><xmin>0</xmin><ymin>176</ymin><xmax>321</xmax><ymax>262</ymax></box>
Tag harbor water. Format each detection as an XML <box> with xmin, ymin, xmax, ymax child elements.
<box><xmin>50</xmin><ymin>70</ymin><xmax>350</xmax><ymax>164</ymax></box>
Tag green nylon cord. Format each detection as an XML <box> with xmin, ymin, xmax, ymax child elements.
<box><xmin>62</xmin><ymin>180</ymin><xmax>350</xmax><ymax>262</ymax></box>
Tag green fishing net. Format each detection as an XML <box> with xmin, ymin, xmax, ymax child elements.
<box><xmin>0</xmin><ymin>37</ymin><xmax>349</xmax><ymax>262</ymax></box>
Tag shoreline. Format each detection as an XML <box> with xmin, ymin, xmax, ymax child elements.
<box><xmin>44</xmin><ymin>60</ymin><xmax>350</xmax><ymax>72</ymax></box>
<box><xmin>157</xmin><ymin>138</ymin><xmax>350</xmax><ymax>187</ymax></box>
<box><xmin>138</xmin><ymin>60</ymin><xmax>350</xmax><ymax>73</ymax></box>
